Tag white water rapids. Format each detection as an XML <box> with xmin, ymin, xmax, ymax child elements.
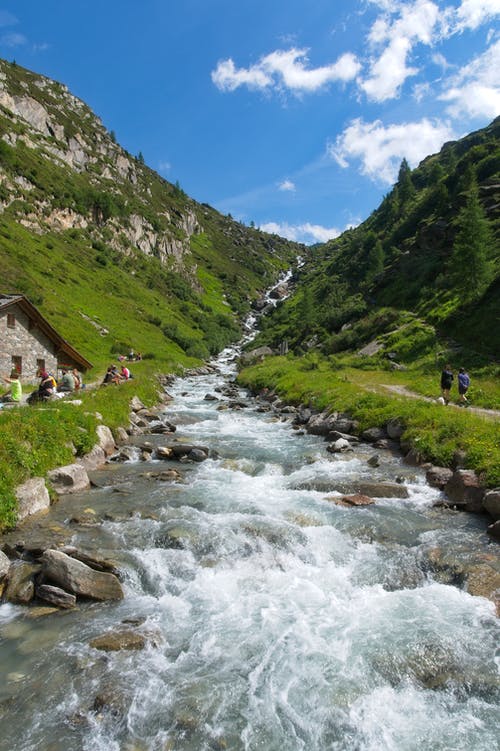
<box><xmin>0</xmin><ymin>345</ymin><xmax>499</xmax><ymax>751</ymax></box>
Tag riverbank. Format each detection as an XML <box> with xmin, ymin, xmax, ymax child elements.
<box><xmin>0</xmin><ymin>361</ymin><xmax>166</xmax><ymax>531</ymax></box>
<box><xmin>237</xmin><ymin>354</ymin><xmax>500</xmax><ymax>492</ymax></box>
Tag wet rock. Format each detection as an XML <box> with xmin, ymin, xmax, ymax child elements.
<box><xmin>385</xmin><ymin>418</ymin><xmax>405</xmax><ymax>439</ymax></box>
<box><xmin>41</xmin><ymin>550</ymin><xmax>123</xmax><ymax>601</ymax></box>
<box><xmin>36</xmin><ymin>584</ymin><xmax>76</xmax><ymax>609</ymax></box>
<box><xmin>293</xmin><ymin>407</ymin><xmax>312</xmax><ymax>425</ymax></box>
<box><xmin>426</xmin><ymin>466</ymin><xmax>453</xmax><ymax>489</ymax></box>
<box><xmin>60</xmin><ymin>546</ymin><xmax>121</xmax><ymax>576</ymax></box>
<box><xmin>487</xmin><ymin>520</ymin><xmax>500</xmax><ymax>541</ymax></box>
<box><xmin>111</xmin><ymin>446</ymin><xmax>138</xmax><ymax>462</ymax></box>
<box><xmin>15</xmin><ymin>478</ymin><xmax>51</xmax><ymax>521</ymax></box>
<box><xmin>47</xmin><ymin>463</ymin><xmax>90</xmax><ymax>495</ymax></box>
<box><xmin>156</xmin><ymin>446</ymin><xmax>174</xmax><ymax>459</ymax></box>
<box><xmin>404</xmin><ymin>448</ymin><xmax>424</xmax><ymax>466</ymax></box>
<box><xmin>149</xmin><ymin>422</ymin><xmax>176</xmax><ymax>434</ymax></box>
<box><xmin>0</xmin><ymin>550</ymin><xmax>11</xmax><ymax>582</ymax></box>
<box><xmin>89</xmin><ymin>629</ymin><xmax>146</xmax><ymax>651</ymax></box>
<box><xmin>328</xmin><ymin>414</ymin><xmax>357</xmax><ymax>435</ymax></box>
<box><xmin>361</xmin><ymin>427</ymin><xmax>387</xmax><ymax>443</ymax></box>
<box><xmin>92</xmin><ymin>685</ymin><xmax>130</xmax><ymax>717</ymax></box>
<box><xmin>4</xmin><ymin>561</ymin><xmax>40</xmax><ymax>604</ymax></box>
<box><xmin>25</xmin><ymin>606</ymin><xmax>61</xmax><ymax>619</ymax></box>
<box><xmin>171</xmin><ymin>444</ymin><xmax>209</xmax><ymax>460</ymax></box>
<box><xmin>327</xmin><ymin>430</ymin><xmax>359</xmax><ymax>443</ymax></box>
<box><xmin>115</xmin><ymin>426</ymin><xmax>129</xmax><ymax>444</ymax></box>
<box><xmin>204</xmin><ymin>393</ymin><xmax>218</xmax><ymax>401</ymax></box>
<box><xmin>188</xmin><ymin>448</ymin><xmax>208</xmax><ymax>462</ymax></box>
<box><xmin>326</xmin><ymin>438</ymin><xmax>353</xmax><ymax>453</ymax></box>
<box><xmin>79</xmin><ymin>445</ymin><xmax>106</xmax><ymax>471</ymax></box>
<box><xmin>367</xmin><ymin>454</ymin><xmax>380</xmax><ymax>468</ymax></box>
<box><xmin>466</xmin><ymin>564</ymin><xmax>500</xmax><ymax>603</ymax></box>
<box><xmin>306</xmin><ymin>411</ymin><xmax>341</xmax><ymax>436</ymax></box>
<box><xmin>327</xmin><ymin>494</ymin><xmax>375</xmax><ymax>507</ymax></box>
<box><xmin>444</xmin><ymin>470</ymin><xmax>485</xmax><ymax>512</ymax></box>
<box><xmin>483</xmin><ymin>489</ymin><xmax>500</xmax><ymax>521</ymax></box>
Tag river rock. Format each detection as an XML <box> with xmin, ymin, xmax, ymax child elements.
<box><xmin>482</xmin><ymin>489</ymin><xmax>500</xmax><ymax>521</ymax></box>
<box><xmin>289</xmin><ymin>479</ymin><xmax>409</xmax><ymax>498</ymax></box>
<box><xmin>156</xmin><ymin>446</ymin><xmax>174</xmax><ymax>459</ymax></box>
<box><xmin>367</xmin><ymin>454</ymin><xmax>380</xmax><ymax>468</ymax></box>
<box><xmin>188</xmin><ymin>448</ymin><xmax>208</xmax><ymax>462</ymax></box>
<box><xmin>466</xmin><ymin>564</ymin><xmax>500</xmax><ymax>602</ymax></box>
<box><xmin>36</xmin><ymin>584</ymin><xmax>76</xmax><ymax>609</ymax></box>
<box><xmin>89</xmin><ymin>629</ymin><xmax>146</xmax><ymax>651</ymax></box>
<box><xmin>293</xmin><ymin>407</ymin><xmax>312</xmax><ymax>425</ymax></box>
<box><xmin>15</xmin><ymin>477</ymin><xmax>51</xmax><ymax>521</ymax></box>
<box><xmin>306</xmin><ymin>411</ymin><xmax>340</xmax><ymax>436</ymax></box>
<box><xmin>170</xmin><ymin>444</ymin><xmax>209</xmax><ymax>460</ymax></box>
<box><xmin>115</xmin><ymin>426</ymin><xmax>129</xmax><ymax>444</ymax></box>
<box><xmin>0</xmin><ymin>550</ymin><xmax>10</xmax><ymax>581</ymax></box>
<box><xmin>326</xmin><ymin>438</ymin><xmax>353</xmax><ymax>453</ymax></box>
<box><xmin>487</xmin><ymin>520</ymin><xmax>500</xmax><ymax>541</ymax></box>
<box><xmin>426</xmin><ymin>466</ymin><xmax>453</xmax><ymax>489</ymax></box>
<box><xmin>328</xmin><ymin>494</ymin><xmax>375</xmax><ymax>507</ymax></box>
<box><xmin>130</xmin><ymin>396</ymin><xmax>146</xmax><ymax>412</ymax></box>
<box><xmin>361</xmin><ymin>427</ymin><xmax>387</xmax><ymax>443</ymax></box>
<box><xmin>4</xmin><ymin>561</ymin><xmax>40</xmax><ymax>604</ymax></box>
<box><xmin>60</xmin><ymin>546</ymin><xmax>121</xmax><ymax>576</ymax></box>
<box><xmin>79</xmin><ymin>445</ymin><xmax>106</xmax><ymax>471</ymax></box>
<box><xmin>444</xmin><ymin>470</ymin><xmax>485</xmax><ymax>512</ymax></box>
<box><xmin>385</xmin><ymin>418</ymin><xmax>405</xmax><ymax>439</ymax></box>
<box><xmin>41</xmin><ymin>550</ymin><xmax>123</xmax><ymax>601</ymax></box>
<box><xmin>96</xmin><ymin>425</ymin><xmax>116</xmax><ymax>456</ymax></box>
<box><xmin>47</xmin><ymin>463</ymin><xmax>90</xmax><ymax>495</ymax></box>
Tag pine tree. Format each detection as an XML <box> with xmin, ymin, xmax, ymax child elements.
<box><xmin>397</xmin><ymin>158</ymin><xmax>415</xmax><ymax>204</ymax></box>
<box><xmin>451</xmin><ymin>181</ymin><xmax>493</xmax><ymax>300</ymax></box>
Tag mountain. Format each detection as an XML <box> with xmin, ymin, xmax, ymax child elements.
<box><xmin>0</xmin><ymin>59</ymin><xmax>303</xmax><ymax>372</ymax></box>
<box><xmin>250</xmin><ymin>118</ymin><xmax>500</xmax><ymax>364</ymax></box>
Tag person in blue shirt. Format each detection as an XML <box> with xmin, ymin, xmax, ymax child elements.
<box><xmin>457</xmin><ymin>367</ymin><xmax>470</xmax><ymax>405</ymax></box>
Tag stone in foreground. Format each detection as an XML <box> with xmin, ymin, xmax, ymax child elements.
<box><xmin>41</xmin><ymin>549</ymin><xmax>123</xmax><ymax>601</ymax></box>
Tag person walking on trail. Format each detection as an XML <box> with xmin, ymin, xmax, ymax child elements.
<box><xmin>440</xmin><ymin>364</ymin><xmax>454</xmax><ymax>404</ymax></box>
<box><xmin>457</xmin><ymin>367</ymin><xmax>470</xmax><ymax>405</ymax></box>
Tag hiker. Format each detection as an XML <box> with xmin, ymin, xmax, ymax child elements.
<box><xmin>58</xmin><ymin>368</ymin><xmax>75</xmax><ymax>393</ymax></box>
<box><xmin>120</xmin><ymin>364</ymin><xmax>131</xmax><ymax>380</ymax></box>
<box><xmin>440</xmin><ymin>364</ymin><xmax>453</xmax><ymax>404</ymax></box>
<box><xmin>457</xmin><ymin>367</ymin><xmax>470</xmax><ymax>405</ymax></box>
<box><xmin>1</xmin><ymin>369</ymin><xmax>22</xmax><ymax>403</ymax></box>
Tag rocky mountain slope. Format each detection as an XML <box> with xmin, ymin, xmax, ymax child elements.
<box><xmin>0</xmin><ymin>59</ymin><xmax>303</xmax><ymax>371</ymax></box>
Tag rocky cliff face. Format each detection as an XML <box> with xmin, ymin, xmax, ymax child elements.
<box><xmin>0</xmin><ymin>60</ymin><xmax>200</xmax><ymax>265</ymax></box>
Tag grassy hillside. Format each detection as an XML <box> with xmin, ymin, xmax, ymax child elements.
<box><xmin>248</xmin><ymin>118</ymin><xmax>499</xmax><ymax>366</ymax></box>
<box><xmin>0</xmin><ymin>58</ymin><xmax>302</xmax><ymax>375</ymax></box>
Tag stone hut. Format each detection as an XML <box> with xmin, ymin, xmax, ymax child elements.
<box><xmin>0</xmin><ymin>294</ymin><xmax>92</xmax><ymax>382</ymax></box>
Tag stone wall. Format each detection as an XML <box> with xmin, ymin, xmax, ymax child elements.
<box><xmin>0</xmin><ymin>304</ymin><xmax>58</xmax><ymax>381</ymax></box>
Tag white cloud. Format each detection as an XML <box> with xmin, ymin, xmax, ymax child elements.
<box><xmin>329</xmin><ymin>117</ymin><xmax>455</xmax><ymax>184</ymax></box>
<box><xmin>438</xmin><ymin>38</ymin><xmax>500</xmax><ymax>118</ymax></box>
<box><xmin>455</xmin><ymin>0</ymin><xmax>500</xmax><ymax>31</ymax></box>
<box><xmin>278</xmin><ymin>179</ymin><xmax>296</xmax><ymax>192</ymax></box>
<box><xmin>212</xmin><ymin>47</ymin><xmax>360</xmax><ymax>94</ymax></box>
<box><xmin>360</xmin><ymin>0</ymin><xmax>441</xmax><ymax>101</ymax></box>
<box><xmin>259</xmin><ymin>221</ymin><xmax>343</xmax><ymax>244</ymax></box>
<box><xmin>1</xmin><ymin>32</ymin><xmax>26</xmax><ymax>48</ymax></box>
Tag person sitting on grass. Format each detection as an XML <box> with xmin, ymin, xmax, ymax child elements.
<box><xmin>120</xmin><ymin>364</ymin><xmax>131</xmax><ymax>380</ymax></box>
<box><xmin>102</xmin><ymin>365</ymin><xmax>122</xmax><ymax>385</ymax></box>
<box><xmin>1</xmin><ymin>369</ymin><xmax>22</xmax><ymax>404</ymax></box>
<box><xmin>27</xmin><ymin>370</ymin><xmax>55</xmax><ymax>404</ymax></box>
<box><xmin>57</xmin><ymin>368</ymin><xmax>75</xmax><ymax>393</ymax></box>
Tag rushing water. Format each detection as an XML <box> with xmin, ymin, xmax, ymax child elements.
<box><xmin>1</xmin><ymin>347</ymin><xmax>499</xmax><ymax>751</ymax></box>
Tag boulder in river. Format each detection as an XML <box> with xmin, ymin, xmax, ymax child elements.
<box><xmin>482</xmin><ymin>489</ymin><xmax>500</xmax><ymax>521</ymax></box>
<box><xmin>36</xmin><ymin>584</ymin><xmax>76</xmax><ymax>609</ymax></box>
<box><xmin>89</xmin><ymin>629</ymin><xmax>146</xmax><ymax>651</ymax></box>
<box><xmin>327</xmin><ymin>494</ymin><xmax>375</xmax><ymax>507</ymax></box>
<box><xmin>47</xmin><ymin>464</ymin><xmax>90</xmax><ymax>495</ymax></box>
<box><xmin>444</xmin><ymin>470</ymin><xmax>485</xmax><ymax>512</ymax></box>
<box><xmin>15</xmin><ymin>477</ymin><xmax>51</xmax><ymax>521</ymax></box>
<box><xmin>41</xmin><ymin>550</ymin><xmax>123</xmax><ymax>601</ymax></box>
<box><xmin>4</xmin><ymin>561</ymin><xmax>40</xmax><ymax>604</ymax></box>
<box><xmin>426</xmin><ymin>466</ymin><xmax>454</xmax><ymax>489</ymax></box>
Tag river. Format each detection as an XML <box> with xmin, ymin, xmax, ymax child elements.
<box><xmin>0</xmin><ymin>344</ymin><xmax>499</xmax><ymax>751</ymax></box>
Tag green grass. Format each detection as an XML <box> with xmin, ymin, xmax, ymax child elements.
<box><xmin>0</xmin><ymin>360</ymin><xmax>163</xmax><ymax>531</ymax></box>
<box><xmin>237</xmin><ymin>354</ymin><xmax>500</xmax><ymax>488</ymax></box>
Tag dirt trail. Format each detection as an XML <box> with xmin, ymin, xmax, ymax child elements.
<box><xmin>372</xmin><ymin>383</ymin><xmax>500</xmax><ymax>421</ymax></box>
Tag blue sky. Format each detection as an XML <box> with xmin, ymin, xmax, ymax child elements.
<box><xmin>0</xmin><ymin>1</ymin><xmax>499</xmax><ymax>244</ymax></box>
